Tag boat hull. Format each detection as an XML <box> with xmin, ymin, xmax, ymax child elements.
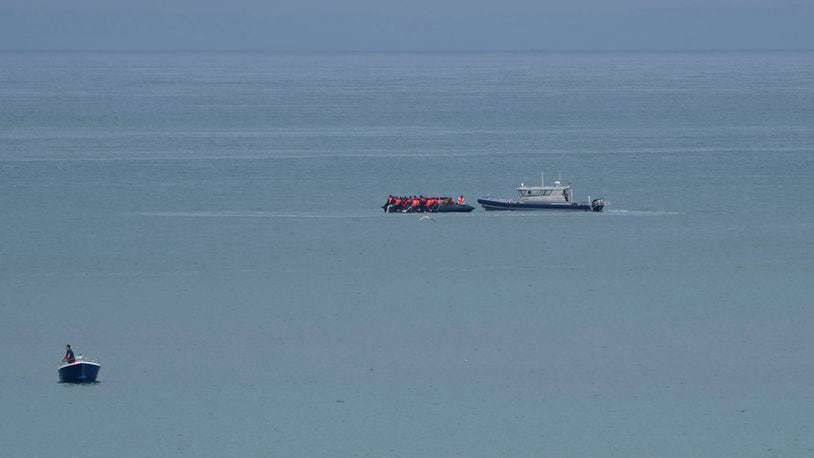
<box><xmin>434</xmin><ymin>204</ymin><xmax>475</xmax><ymax>213</ymax></box>
<box><xmin>478</xmin><ymin>198</ymin><xmax>604</xmax><ymax>212</ymax></box>
<box><xmin>58</xmin><ymin>362</ymin><xmax>101</xmax><ymax>383</ymax></box>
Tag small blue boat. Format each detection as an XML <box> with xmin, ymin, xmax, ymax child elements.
<box><xmin>58</xmin><ymin>356</ymin><xmax>101</xmax><ymax>383</ymax></box>
<box><xmin>478</xmin><ymin>173</ymin><xmax>606</xmax><ymax>212</ymax></box>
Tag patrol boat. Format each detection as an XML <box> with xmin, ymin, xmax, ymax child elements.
<box><xmin>478</xmin><ymin>173</ymin><xmax>606</xmax><ymax>212</ymax></box>
<box><xmin>58</xmin><ymin>355</ymin><xmax>101</xmax><ymax>383</ymax></box>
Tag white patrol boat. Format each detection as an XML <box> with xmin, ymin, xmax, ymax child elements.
<box><xmin>478</xmin><ymin>172</ymin><xmax>606</xmax><ymax>212</ymax></box>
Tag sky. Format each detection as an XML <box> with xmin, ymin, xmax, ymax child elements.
<box><xmin>1</xmin><ymin>0</ymin><xmax>812</xmax><ymax>51</ymax></box>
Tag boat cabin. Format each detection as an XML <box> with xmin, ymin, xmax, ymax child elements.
<box><xmin>516</xmin><ymin>180</ymin><xmax>571</xmax><ymax>203</ymax></box>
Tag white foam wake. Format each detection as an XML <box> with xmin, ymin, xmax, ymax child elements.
<box><xmin>604</xmin><ymin>209</ymin><xmax>681</xmax><ymax>216</ymax></box>
<box><xmin>136</xmin><ymin>211</ymin><xmax>379</xmax><ymax>219</ymax></box>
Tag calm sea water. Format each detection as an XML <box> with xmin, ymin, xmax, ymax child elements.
<box><xmin>1</xmin><ymin>51</ymin><xmax>813</xmax><ymax>457</ymax></box>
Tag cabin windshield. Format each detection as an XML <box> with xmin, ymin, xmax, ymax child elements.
<box><xmin>520</xmin><ymin>189</ymin><xmax>554</xmax><ymax>196</ymax></box>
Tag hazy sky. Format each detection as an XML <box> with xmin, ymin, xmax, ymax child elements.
<box><xmin>1</xmin><ymin>0</ymin><xmax>812</xmax><ymax>51</ymax></box>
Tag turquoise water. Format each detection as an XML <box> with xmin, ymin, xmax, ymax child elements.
<box><xmin>1</xmin><ymin>51</ymin><xmax>813</xmax><ymax>457</ymax></box>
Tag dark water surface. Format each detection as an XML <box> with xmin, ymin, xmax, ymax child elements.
<box><xmin>1</xmin><ymin>51</ymin><xmax>813</xmax><ymax>457</ymax></box>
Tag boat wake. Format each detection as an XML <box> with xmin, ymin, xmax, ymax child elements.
<box><xmin>136</xmin><ymin>211</ymin><xmax>379</xmax><ymax>219</ymax></box>
<box><xmin>604</xmin><ymin>209</ymin><xmax>681</xmax><ymax>216</ymax></box>
<box><xmin>470</xmin><ymin>208</ymin><xmax>680</xmax><ymax>218</ymax></box>
<box><xmin>136</xmin><ymin>209</ymin><xmax>680</xmax><ymax>219</ymax></box>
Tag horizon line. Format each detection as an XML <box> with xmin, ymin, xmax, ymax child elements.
<box><xmin>1</xmin><ymin>48</ymin><xmax>813</xmax><ymax>54</ymax></box>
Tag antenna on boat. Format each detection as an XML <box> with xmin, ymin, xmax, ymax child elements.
<box><xmin>541</xmin><ymin>170</ymin><xmax>544</xmax><ymax>187</ymax></box>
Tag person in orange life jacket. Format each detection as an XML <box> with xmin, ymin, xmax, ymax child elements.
<box><xmin>63</xmin><ymin>344</ymin><xmax>75</xmax><ymax>364</ymax></box>
<box><xmin>457</xmin><ymin>195</ymin><xmax>465</xmax><ymax>205</ymax></box>
<box><xmin>390</xmin><ymin>195</ymin><xmax>400</xmax><ymax>211</ymax></box>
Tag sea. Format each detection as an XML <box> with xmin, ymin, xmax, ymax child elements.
<box><xmin>1</xmin><ymin>51</ymin><xmax>813</xmax><ymax>457</ymax></box>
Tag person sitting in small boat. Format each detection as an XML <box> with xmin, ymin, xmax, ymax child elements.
<box><xmin>420</xmin><ymin>196</ymin><xmax>429</xmax><ymax>211</ymax></box>
<box><xmin>382</xmin><ymin>196</ymin><xmax>392</xmax><ymax>212</ymax></box>
<box><xmin>458</xmin><ymin>195</ymin><xmax>465</xmax><ymax>205</ymax></box>
<box><xmin>62</xmin><ymin>344</ymin><xmax>75</xmax><ymax>364</ymax></box>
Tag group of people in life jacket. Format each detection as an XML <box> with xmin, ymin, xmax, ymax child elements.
<box><xmin>383</xmin><ymin>195</ymin><xmax>465</xmax><ymax>213</ymax></box>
